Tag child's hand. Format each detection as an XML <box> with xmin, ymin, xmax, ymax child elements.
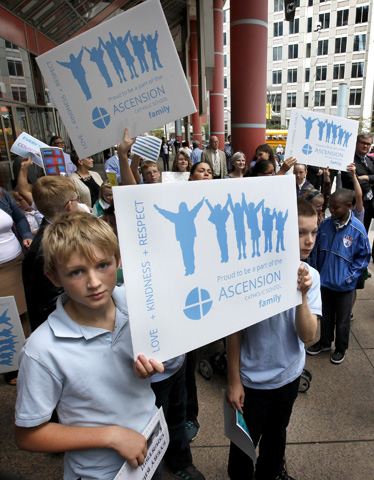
<box><xmin>226</xmin><ymin>380</ymin><xmax>245</xmax><ymax>414</ymax></box>
<box><xmin>117</xmin><ymin>127</ymin><xmax>136</xmax><ymax>158</ymax></box>
<box><xmin>134</xmin><ymin>354</ymin><xmax>164</xmax><ymax>379</ymax></box>
<box><xmin>109</xmin><ymin>427</ymin><xmax>147</xmax><ymax>468</ymax></box>
<box><xmin>279</xmin><ymin>156</ymin><xmax>297</xmax><ymax>173</ymax></box>
<box><xmin>297</xmin><ymin>263</ymin><xmax>312</xmax><ymax>295</ymax></box>
<box><xmin>20</xmin><ymin>157</ymin><xmax>33</xmax><ymax>169</ymax></box>
<box><xmin>346</xmin><ymin>163</ymin><xmax>356</xmax><ymax>177</ymax></box>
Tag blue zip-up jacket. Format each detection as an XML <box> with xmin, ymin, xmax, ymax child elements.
<box><xmin>313</xmin><ymin>212</ymin><xmax>370</xmax><ymax>292</ymax></box>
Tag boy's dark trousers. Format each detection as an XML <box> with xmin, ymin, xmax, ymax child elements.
<box><xmin>320</xmin><ymin>287</ymin><xmax>355</xmax><ymax>351</ymax></box>
<box><xmin>151</xmin><ymin>360</ymin><xmax>192</xmax><ymax>473</ymax></box>
<box><xmin>227</xmin><ymin>377</ymin><xmax>300</xmax><ymax>480</ymax></box>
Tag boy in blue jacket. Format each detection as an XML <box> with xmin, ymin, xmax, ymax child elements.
<box><xmin>307</xmin><ymin>188</ymin><xmax>371</xmax><ymax>364</ymax></box>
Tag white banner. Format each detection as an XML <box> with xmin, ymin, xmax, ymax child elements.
<box><xmin>36</xmin><ymin>0</ymin><xmax>196</xmax><ymax>159</ymax></box>
<box><xmin>113</xmin><ymin>175</ymin><xmax>301</xmax><ymax>362</ymax></box>
<box><xmin>0</xmin><ymin>297</ymin><xmax>25</xmax><ymax>374</ymax></box>
<box><xmin>285</xmin><ymin>108</ymin><xmax>359</xmax><ymax>171</ymax></box>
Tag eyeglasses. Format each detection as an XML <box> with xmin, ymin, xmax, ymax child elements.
<box><xmin>63</xmin><ymin>196</ymin><xmax>81</xmax><ymax>208</ymax></box>
<box><xmin>54</xmin><ymin>141</ymin><xmax>65</xmax><ymax>146</ymax></box>
<box><xmin>359</xmin><ymin>141</ymin><xmax>371</xmax><ymax>147</ymax></box>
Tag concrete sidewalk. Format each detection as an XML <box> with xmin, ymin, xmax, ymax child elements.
<box><xmin>1</xmin><ymin>257</ymin><xmax>373</xmax><ymax>480</ymax></box>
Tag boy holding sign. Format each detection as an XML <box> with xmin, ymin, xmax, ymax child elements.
<box><xmin>226</xmin><ymin>199</ymin><xmax>321</xmax><ymax>480</ymax></box>
<box><xmin>15</xmin><ymin>212</ymin><xmax>164</xmax><ymax>480</ymax></box>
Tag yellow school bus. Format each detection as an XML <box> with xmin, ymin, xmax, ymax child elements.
<box><xmin>265</xmin><ymin>130</ymin><xmax>288</xmax><ymax>149</ymax></box>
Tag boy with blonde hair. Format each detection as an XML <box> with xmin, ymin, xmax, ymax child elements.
<box><xmin>16</xmin><ymin>212</ymin><xmax>163</xmax><ymax>480</ymax></box>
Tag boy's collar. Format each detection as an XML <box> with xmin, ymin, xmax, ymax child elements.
<box><xmin>333</xmin><ymin>210</ymin><xmax>352</xmax><ymax>230</ymax></box>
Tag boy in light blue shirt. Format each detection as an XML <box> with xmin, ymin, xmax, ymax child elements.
<box><xmin>15</xmin><ymin>212</ymin><xmax>164</xmax><ymax>480</ymax></box>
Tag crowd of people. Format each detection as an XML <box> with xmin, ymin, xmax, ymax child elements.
<box><xmin>1</xmin><ymin>128</ymin><xmax>373</xmax><ymax>480</ymax></box>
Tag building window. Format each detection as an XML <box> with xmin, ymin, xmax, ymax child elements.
<box><xmin>317</xmin><ymin>39</ymin><xmax>328</xmax><ymax>56</ymax></box>
<box><xmin>287</xmin><ymin>68</ymin><xmax>297</xmax><ymax>83</ymax></box>
<box><xmin>274</xmin><ymin>21</ymin><xmax>283</xmax><ymax>37</ymax></box>
<box><xmin>224</xmin><ymin>54</ymin><xmax>227</xmax><ymax>67</ymax></box>
<box><xmin>273</xmin><ymin>45</ymin><xmax>282</xmax><ymax>61</ymax></box>
<box><xmin>224</xmin><ymin>76</ymin><xmax>228</xmax><ymax>88</ymax></box>
<box><xmin>7</xmin><ymin>59</ymin><xmax>24</xmax><ymax>77</ymax></box>
<box><xmin>272</xmin><ymin>70</ymin><xmax>282</xmax><ymax>84</ymax></box>
<box><xmin>11</xmin><ymin>86</ymin><xmax>27</xmax><ymax>102</ymax></box>
<box><xmin>287</xmin><ymin>92</ymin><xmax>296</xmax><ymax>108</ymax></box>
<box><xmin>289</xmin><ymin>18</ymin><xmax>299</xmax><ymax>34</ymax></box>
<box><xmin>5</xmin><ymin>40</ymin><xmax>19</xmax><ymax>49</ymax></box>
<box><xmin>356</xmin><ymin>6</ymin><xmax>369</xmax><ymax>24</ymax></box>
<box><xmin>316</xmin><ymin>65</ymin><xmax>327</xmax><ymax>81</ymax></box>
<box><xmin>319</xmin><ymin>12</ymin><xmax>330</xmax><ymax>29</ymax></box>
<box><xmin>305</xmin><ymin>68</ymin><xmax>310</xmax><ymax>82</ymax></box>
<box><xmin>331</xmin><ymin>90</ymin><xmax>337</xmax><ymax>106</ymax></box>
<box><xmin>304</xmin><ymin>92</ymin><xmax>309</xmax><ymax>108</ymax></box>
<box><xmin>351</xmin><ymin>62</ymin><xmax>364</xmax><ymax>78</ymax></box>
<box><xmin>314</xmin><ymin>91</ymin><xmax>325</xmax><ymax>107</ymax></box>
<box><xmin>335</xmin><ymin>37</ymin><xmax>347</xmax><ymax>54</ymax></box>
<box><xmin>224</xmin><ymin>97</ymin><xmax>227</xmax><ymax>108</ymax></box>
<box><xmin>307</xmin><ymin>17</ymin><xmax>312</xmax><ymax>32</ymax></box>
<box><xmin>336</xmin><ymin>9</ymin><xmax>349</xmax><ymax>26</ymax></box>
<box><xmin>349</xmin><ymin>88</ymin><xmax>362</xmax><ymax>106</ymax></box>
<box><xmin>223</xmin><ymin>32</ymin><xmax>226</xmax><ymax>45</ymax></box>
<box><xmin>223</xmin><ymin>10</ymin><xmax>227</xmax><ymax>22</ymax></box>
<box><xmin>306</xmin><ymin>43</ymin><xmax>311</xmax><ymax>58</ymax></box>
<box><xmin>353</xmin><ymin>34</ymin><xmax>366</xmax><ymax>52</ymax></box>
<box><xmin>273</xmin><ymin>93</ymin><xmax>281</xmax><ymax>113</ymax></box>
<box><xmin>333</xmin><ymin>64</ymin><xmax>345</xmax><ymax>80</ymax></box>
<box><xmin>274</xmin><ymin>0</ymin><xmax>284</xmax><ymax>12</ymax></box>
<box><xmin>288</xmin><ymin>44</ymin><xmax>298</xmax><ymax>59</ymax></box>
<box><xmin>308</xmin><ymin>0</ymin><xmax>313</xmax><ymax>5</ymax></box>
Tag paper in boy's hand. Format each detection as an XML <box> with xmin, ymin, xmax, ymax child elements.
<box><xmin>223</xmin><ymin>390</ymin><xmax>257</xmax><ymax>463</ymax></box>
<box><xmin>131</xmin><ymin>136</ymin><xmax>162</xmax><ymax>163</ymax></box>
<box><xmin>10</xmin><ymin>132</ymin><xmax>48</xmax><ymax>171</ymax></box>
<box><xmin>114</xmin><ymin>407</ymin><xmax>169</xmax><ymax>480</ymax></box>
<box><xmin>40</xmin><ymin>147</ymin><xmax>67</xmax><ymax>176</ymax></box>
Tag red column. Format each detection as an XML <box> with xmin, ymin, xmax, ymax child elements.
<box><xmin>210</xmin><ymin>0</ymin><xmax>225</xmax><ymax>147</ymax></box>
<box><xmin>190</xmin><ymin>19</ymin><xmax>202</xmax><ymax>143</ymax></box>
<box><xmin>230</xmin><ymin>1</ymin><xmax>268</xmax><ymax>160</ymax></box>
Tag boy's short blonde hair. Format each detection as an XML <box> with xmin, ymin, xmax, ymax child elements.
<box><xmin>141</xmin><ymin>161</ymin><xmax>159</xmax><ymax>174</ymax></box>
<box><xmin>32</xmin><ymin>176</ymin><xmax>78</xmax><ymax>220</ymax></box>
<box><xmin>42</xmin><ymin>211</ymin><xmax>120</xmax><ymax>279</ymax></box>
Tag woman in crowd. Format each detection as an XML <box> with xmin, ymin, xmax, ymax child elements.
<box><xmin>225</xmin><ymin>152</ymin><xmax>246</xmax><ymax>179</ymax></box>
<box><xmin>189</xmin><ymin>162</ymin><xmax>213</xmax><ymax>181</ymax></box>
<box><xmin>70</xmin><ymin>153</ymin><xmax>103</xmax><ymax>208</ymax></box>
<box><xmin>0</xmin><ymin>187</ymin><xmax>33</xmax><ymax>384</ymax></box>
<box><xmin>172</xmin><ymin>150</ymin><xmax>192</xmax><ymax>173</ymax></box>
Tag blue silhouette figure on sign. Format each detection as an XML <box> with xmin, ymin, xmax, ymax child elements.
<box><xmin>205</xmin><ymin>197</ymin><xmax>230</xmax><ymax>263</ymax></box>
<box><xmin>243</xmin><ymin>196</ymin><xmax>264</xmax><ymax>258</ymax></box>
<box><xmin>92</xmin><ymin>107</ymin><xmax>111</xmax><ymax>129</ymax></box>
<box><xmin>99</xmin><ymin>34</ymin><xmax>127</xmax><ymax>83</ymax></box>
<box><xmin>84</xmin><ymin>44</ymin><xmax>113</xmax><ymax>88</ymax></box>
<box><xmin>145</xmin><ymin>30</ymin><xmax>163</xmax><ymax>71</ymax></box>
<box><xmin>228</xmin><ymin>193</ymin><xmax>247</xmax><ymax>260</ymax></box>
<box><xmin>343</xmin><ymin>131</ymin><xmax>352</xmax><ymax>147</ymax></box>
<box><xmin>301</xmin><ymin>115</ymin><xmax>317</xmax><ymax>139</ymax></box>
<box><xmin>331</xmin><ymin>123</ymin><xmax>340</xmax><ymax>145</ymax></box>
<box><xmin>275</xmin><ymin>209</ymin><xmax>288</xmax><ymax>253</ymax></box>
<box><xmin>302</xmin><ymin>144</ymin><xmax>313</xmax><ymax>155</ymax></box>
<box><xmin>56</xmin><ymin>48</ymin><xmax>92</xmax><ymax>100</ymax></box>
<box><xmin>113</xmin><ymin>31</ymin><xmax>139</xmax><ymax>79</ymax></box>
<box><xmin>183</xmin><ymin>287</ymin><xmax>213</xmax><ymax>320</ymax></box>
<box><xmin>130</xmin><ymin>33</ymin><xmax>149</xmax><ymax>74</ymax></box>
<box><xmin>325</xmin><ymin>121</ymin><xmax>333</xmax><ymax>142</ymax></box>
<box><xmin>317</xmin><ymin>119</ymin><xmax>327</xmax><ymax>141</ymax></box>
<box><xmin>154</xmin><ymin>199</ymin><xmax>204</xmax><ymax>276</ymax></box>
<box><xmin>262</xmin><ymin>205</ymin><xmax>276</xmax><ymax>253</ymax></box>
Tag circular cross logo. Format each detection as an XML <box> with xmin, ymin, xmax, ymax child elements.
<box><xmin>302</xmin><ymin>144</ymin><xmax>313</xmax><ymax>155</ymax></box>
<box><xmin>92</xmin><ymin>107</ymin><xmax>111</xmax><ymax>129</ymax></box>
<box><xmin>183</xmin><ymin>287</ymin><xmax>213</xmax><ymax>320</ymax></box>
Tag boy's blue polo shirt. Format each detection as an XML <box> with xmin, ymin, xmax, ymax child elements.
<box><xmin>240</xmin><ymin>266</ymin><xmax>321</xmax><ymax>390</ymax></box>
<box><xmin>15</xmin><ymin>285</ymin><xmax>158</xmax><ymax>480</ymax></box>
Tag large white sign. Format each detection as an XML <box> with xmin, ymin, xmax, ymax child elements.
<box><xmin>36</xmin><ymin>0</ymin><xmax>196</xmax><ymax>159</ymax></box>
<box><xmin>114</xmin><ymin>176</ymin><xmax>301</xmax><ymax>362</ymax></box>
<box><xmin>285</xmin><ymin>108</ymin><xmax>359</xmax><ymax>171</ymax></box>
<box><xmin>0</xmin><ymin>297</ymin><xmax>25</xmax><ymax>374</ymax></box>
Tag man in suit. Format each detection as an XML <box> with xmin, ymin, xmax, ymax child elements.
<box><xmin>201</xmin><ymin>135</ymin><xmax>227</xmax><ymax>179</ymax></box>
<box><xmin>342</xmin><ymin>132</ymin><xmax>374</xmax><ymax>231</ymax></box>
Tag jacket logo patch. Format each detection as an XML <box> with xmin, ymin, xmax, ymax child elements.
<box><xmin>343</xmin><ymin>235</ymin><xmax>353</xmax><ymax>248</ymax></box>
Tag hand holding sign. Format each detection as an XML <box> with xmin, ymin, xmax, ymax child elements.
<box><xmin>134</xmin><ymin>354</ymin><xmax>164</xmax><ymax>379</ymax></box>
<box><xmin>297</xmin><ymin>263</ymin><xmax>312</xmax><ymax>295</ymax></box>
<box><xmin>109</xmin><ymin>427</ymin><xmax>148</xmax><ymax>469</ymax></box>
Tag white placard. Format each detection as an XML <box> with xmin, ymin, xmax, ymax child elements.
<box><xmin>161</xmin><ymin>172</ymin><xmax>190</xmax><ymax>182</ymax></box>
<box><xmin>10</xmin><ymin>132</ymin><xmax>48</xmax><ymax>171</ymax></box>
<box><xmin>114</xmin><ymin>407</ymin><xmax>169</xmax><ymax>480</ymax></box>
<box><xmin>222</xmin><ymin>390</ymin><xmax>256</xmax><ymax>463</ymax></box>
<box><xmin>0</xmin><ymin>296</ymin><xmax>25</xmax><ymax>374</ymax></box>
<box><xmin>113</xmin><ymin>175</ymin><xmax>301</xmax><ymax>362</ymax></box>
<box><xmin>36</xmin><ymin>0</ymin><xmax>196</xmax><ymax>159</ymax></box>
<box><xmin>285</xmin><ymin>108</ymin><xmax>359</xmax><ymax>171</ymax></box>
